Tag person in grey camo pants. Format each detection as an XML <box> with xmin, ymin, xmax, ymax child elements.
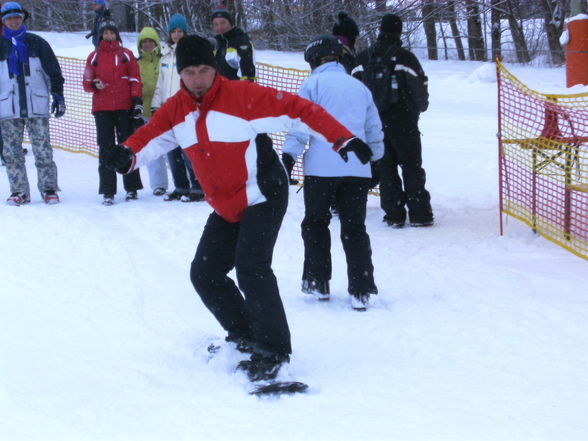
<box><xmin>0</xmin><ymin>2</ymin><xmax>65</xmax><ymax>205</ymax></box>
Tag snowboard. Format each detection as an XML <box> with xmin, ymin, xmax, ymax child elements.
<box><xmin>248</xmin><ymin>381</ymin><xmax>309</xmax><ymax>396</ymax></box>
<box><xmin>204</xmin><ymin>338</ymin><xmax>309</xmax><ymax>396</ymax></box>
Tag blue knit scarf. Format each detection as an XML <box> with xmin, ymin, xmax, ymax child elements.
<box><xmin>3</xmin><ymin>25</ymin><xmax>29</xmax><ymax>76</ymax></box>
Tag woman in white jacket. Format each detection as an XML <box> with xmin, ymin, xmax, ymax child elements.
<box><xmin>283</xmin><ymin>35</ymin><xmax>384</xmax><ymax>311</ymax></box>
<box><xmin>152</xmin><ymin>13</ymin><xmax>203</xmax><ymax>202</ymax></box>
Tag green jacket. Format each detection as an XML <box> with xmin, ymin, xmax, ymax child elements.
<box><xmin>137</xmin><ymin>27</ymin><xmax>161</xmax><ymax>118</ymax></box>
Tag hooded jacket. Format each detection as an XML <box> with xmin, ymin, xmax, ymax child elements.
<box><xmin>0</xmin><ymin>30</ymin><xmax>64</xmax><ymax>120</ymax></box>
<box><xmin>151</xmin><ymin>42</ymin><xmax>181</xmax><ymax>109</ymax></box>
<box><xmin>137</xmin><ymin>27</ymin><xmax>161</xmax><ymax>118</ymax></box>
<box><xmin>283</xmin><ymin>62</ymin><xmax>383</xmax><ymax>178</ymax></box>
<box><xmin>83</xmin><ymin>39</ymin><xmax>142</xmax><ymax>112</ymax></box>
<box><xmin>214</xmin><ymin>26</ymin><xmax>256</xmax><ymax>81</ymax></box>
<box><xmin>124</xmin><ymin>74</ymin><xmax>356</xmax><ymax>222</ymax></box>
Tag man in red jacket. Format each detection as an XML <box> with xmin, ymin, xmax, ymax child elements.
<box><xmin>105</xmin><ymin>35</ymin><xmax>373</xmax><ymax>382</ymax></box>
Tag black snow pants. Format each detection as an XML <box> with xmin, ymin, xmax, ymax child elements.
<box><xmin>190</xmin><ymin>180</ymin><xmax>291</xmax><ymax>356</ymax></box>
<box><xmin>94</xmin><ymin>110</ymin><xmax>143</xmax><ymax>196</ymax></box>
<box><xmin>302</xmin><ymin>176</ymin><xmax>377</xmax><ymax>296</ymax></box>
<box><xmin>380</xmin><ymin>120</ymin><xmax>433</xmax><ymax>224</ymax></box>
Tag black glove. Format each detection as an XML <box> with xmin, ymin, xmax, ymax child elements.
<box><xmin>51</xmin><ymin>93</ymin><xmax>66</xmax><ymax>118</ymax></box>
<box><xmin>369</xmin><ymin>160</ymin><xmax>381</xmax><ymax>189</ymax></box>
<box><xmin>105</xmin><ymin>144</ymin><xmax>135</xmax><ymax>174</ymax></box>
<box><xmin>282</xmin><ymin>153</ymin><xmax>299</xmax><ymax>185</ymax></box>
<box><xmin>337</xmin><ymin>137</ymin><xmax>372</xmax><ymax>164</ymax></box>
<box><xmin>85</xmin><ymin>32</ymin><xmax>93</xmax><ymax>39</ymax></box>
<box><xmin>131</xmin><ymin>97</ymin><xmax>144</xmax><ymax>119</ymax></box>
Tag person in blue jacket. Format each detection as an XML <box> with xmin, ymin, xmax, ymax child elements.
<box><xmin>86</xmin><ymin>0</ymin><xmax>111</xmax><ymax>49</ymax></box>
<box><xmin>282</xmin><ymin>34</ymin><xmax>384</xmax><ymax>311</ymax></box>
<box><xmin>0</xmin><ymin>2</ymin><xmax>65</xmax><ymax>205</ymax></box>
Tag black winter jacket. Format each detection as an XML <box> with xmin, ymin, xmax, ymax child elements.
<box><xmin>356</xmin><ymin>33</ymin><xmax>427</xmax><ymax>125</ymax></box>
<box><xmin>214</xmin><ymin>27</ymin><xmax>256</xmax><ymax>81</ymax></box>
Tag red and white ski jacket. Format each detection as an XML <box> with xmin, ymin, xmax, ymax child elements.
<box><xmin>124</xmin><ymin>74</ymin><xmax>354</xmax><ymax>222</ymax></box>
<box><xmin>83</xmin><ymin>40</ymin><xmax>142</xmax><ymax>112</ymax></box>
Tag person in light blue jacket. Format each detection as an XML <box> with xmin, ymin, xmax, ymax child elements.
<box><xmin>283</xmin><ymin>34</ymin><xmax>384</xmax><ymax>311</ymax></box>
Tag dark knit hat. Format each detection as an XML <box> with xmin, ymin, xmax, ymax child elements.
<box><xmin>176</xmin><ymin>34</ymin><xmax>216</xmax><ymax>73</ymax></box>
<box><xmin>211</xmin><ymin>6</ymin><xmax>234</xmax><ymax>26</ymax></box>
<box><xmin>99</xmin><ymin>20</ymin><xmax>121</xmax><ymax>42</ymax></box>
<box><xmin>332</xmin><ymin>12</ymin><xmax>359</xmax><ymax>46</ymax></box>
<box><xmin>380</xmin><ymin>14</ymin><xmax>403</xmax><ymax>35</ymax></box>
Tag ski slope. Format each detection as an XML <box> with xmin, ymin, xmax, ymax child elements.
<box><xmin>1</xmin><ymin>32</ymin><xmax>588</xmax><ymax>441</ymax></box>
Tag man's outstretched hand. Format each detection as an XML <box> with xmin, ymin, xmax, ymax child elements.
<box><xmin>336</xmin><ymin>137</ymin><xmax>372</xmax><ymax>164</ymax></box>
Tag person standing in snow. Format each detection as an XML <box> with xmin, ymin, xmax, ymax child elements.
<box><xmin>355</xmin><ymin>14</ymin><xmax>434</xmax><ymax>228</ymax></box>
<box><xmin>332</xmin><ymin>11</ymin><xmax>359</xmax><ymax>75</ymax></box>
<box><xmin>83</xmin><ymin>21</ymin><xmax>143</xmax><ymax>205</ymax></box>
<box><xmin>86</xmin><ymin>0</ymin><xmax>111</xmax><ymax>49</ymax></box>
<box><xmin>212</xmin><ymin>5</ymin><xmax>256</xmax><ymax>82</ymax></box>
<box><xmin>103</xmin><ymin>35</ymin><xmax>374</xmax><ymax>382</ymax></box>
<box><xmin>0</xmin><ymin>2</ymin><xmax>65</xmax><ymax>205</ymax></box>
<box><xmin>282</xmin><ymin>35</ymin><xmax>384</xmax><ymax>311</ymax></box>
<box><xmin>136</xmin><ymin>27</ymin><xmax>168</xmax><ymax>197</ymax></box>
<box><xmin>152</xmin><ymin>13</ymin><xmax>203</xmax><ymax>202</ymax></box>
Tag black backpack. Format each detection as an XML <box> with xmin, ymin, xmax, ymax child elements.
<box><xmin>362</xmin><ymin>46</ymin><xmax>429</xmax><ymax>117</ymax></box>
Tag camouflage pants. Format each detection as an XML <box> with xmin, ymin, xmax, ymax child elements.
<box><xmin>0</xmin><ymin>117</ymin><xmax>59</xmax><ymax>196</ymax></box>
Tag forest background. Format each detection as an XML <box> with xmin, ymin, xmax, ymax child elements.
<box><xmin>14</xmin><ymin>0</ymin><xmax>578</xmax><ymax>66</ymax></box>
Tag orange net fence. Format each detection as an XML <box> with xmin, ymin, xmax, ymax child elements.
<box><xmin>497</xmin><ymin>59</ymin><xmax>588</xmax><ymax>260</ymax></box>
<box><xmin>37</xmin><ymin>57</ymin><xmax>311</xmax><ymax>181</ymax></box>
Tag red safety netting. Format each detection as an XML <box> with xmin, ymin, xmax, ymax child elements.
<box><xmin>497</xmin><ymin>59</ymin><xmax>588</xmax><ymax>260</ymax></box>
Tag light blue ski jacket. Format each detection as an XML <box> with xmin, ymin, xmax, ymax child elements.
<box><xmin>283</xmin><ymin>61</ymin><xmax>384</xmax><ymax>177</ymax></box>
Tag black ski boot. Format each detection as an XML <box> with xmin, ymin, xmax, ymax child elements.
<box><xmin>237</xmin><ymin>351</ymin><xmax>290</xmax><ymax>382</ymax></box>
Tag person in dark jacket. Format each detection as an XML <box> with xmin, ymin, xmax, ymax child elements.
<box><xmin>355</xmin><ymin>14</ymin><xmax>434</xmax><ymax>228</ymax></box>
<box><xmin>104</xmin><ymin>35</ymin><xmax>373</xmax><ymax>382</ymax></box>
<box><xmin>1</xmin><ymin>2</ymin><xmax>65</xmax><ymax>205</ymax></box>
<box><xmin>83</xmin><ymin>21</ymin><xmax>143</xmax><ymax>205</ymax></box>
<box><xmin>86</xmin><ymin>0</ymin><xmax>111</xmax><ymax>49</ymax></box>
<box><xmin>332</xmin><ymin>11</ymin><xmax>359</xmax><ymax>75</ymax></box>
<box><xmin>212</xmin><ymin>6</ymin><xmax>256</xmax><ymax>81</ymax></box>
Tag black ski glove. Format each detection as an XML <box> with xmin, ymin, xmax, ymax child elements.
<box><xmin>282</xmin><ymin>153</ymin><xmax>299</xmax><ymax>185</ymax></box>
<box><xmin>51</xmin><ymin>93</ymin><xmax>66</xmax><ymax>118</ymax></box>
<box><xmin>131</xmin><ymin>97</ymin><xmax>144</xmax><ymax>119</ymax></box>
<box><xmin>105</xmin><ymin>144</ymin><xmax>135</xmax><ymax>174</ymax></box>
<box><xmin>336</xmin><ymin>137</ymin><xmax>372</xmax><ymax>164</ymax></box>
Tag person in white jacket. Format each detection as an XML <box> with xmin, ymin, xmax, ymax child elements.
<box><xmin>152</xmin><ymin>13</ymin><xmax>203</xmax><ymax>202</ymax></box>
<box><xmin>283</xmin><ymin>34</ymin><xmax>384</xmax><ymax>311</ymax></box>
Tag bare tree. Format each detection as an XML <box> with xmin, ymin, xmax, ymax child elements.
<box><xmin>491</xmin><ymin>0</ymin><xmax>502</xmax><ymax>60</ymax></box>
<box><xmin>422</xmin><ymin>0</ymin><xmax>438</xmax><ymax>60</ymax></box>
<box><xmin>504</xmin><ymin>0</ymin><xmax>531</xmax><ymax>62</ymax></box>
<box><xmin>447</xmin><ymin>0</ymin><xmax>466</xmax><ymax>60</ymax></box>
<box><xmin>465</xmin><ymin>0</ymin><xmax>486</xmax><ymax>61</ymax></box>
<box><xmin>541</xmin><ymin>0</ymin><xmax>566</xmax><ymax>65</ymax></box>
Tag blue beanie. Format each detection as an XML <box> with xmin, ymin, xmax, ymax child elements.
<box><xmin>168</xmin><ymin>13</ymin><xmax>189</xmax><ymax>33</ymax></box>
<box><xmin>1</xmin><ymin>2</ymin><xmax>28</xmax><ymax>21</ymax></box>
<box><xmin>93</xmin><ymin>0</ymin><xmax>106</xmax><ymax>6</ymax></box>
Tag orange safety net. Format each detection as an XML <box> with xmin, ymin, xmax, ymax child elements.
<box><xmin>34</xmin><ymin>57</ymin><xmax>311</xmax><ymax>182</ymax></box>
<box><xmin>497</xmin><ymin>59</ymin><xmax>588</xmax><ymax>260</ymax></box>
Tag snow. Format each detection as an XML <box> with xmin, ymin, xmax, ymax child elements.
<box><xmin>2</xmin><ymin>31</ymin><xmax>588</xmax><ymax>441</ymax></box>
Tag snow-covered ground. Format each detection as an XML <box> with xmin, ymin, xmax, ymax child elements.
<box><xmin>1</xmin><ymin>32</ymin><xmax>588</xmax><ymax>441</ymax></box>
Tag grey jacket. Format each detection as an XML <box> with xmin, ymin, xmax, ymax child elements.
<box><xmin>0</xmin><ymin>32</ymin><xmax>64</xmax><ymax>121</ymax></box>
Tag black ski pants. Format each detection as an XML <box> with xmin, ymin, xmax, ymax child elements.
<box><xmin>94</xmin><ymin>110</ymin><xmax>143</xmax><ymax>196</ymax></box>
<box><xmin>380</xmin><ymin>121</ymin><xmax>432</xmax><ymax>223</ymax></box>
<box><xmin>302</xmin><ymin>176</ymin><xmax>377</xmax><ymax>296</ymax></box>
<box><xmin>190</xmin><ymin>184</ymin><xmax>291</xmax><ymax>356</ymax></box>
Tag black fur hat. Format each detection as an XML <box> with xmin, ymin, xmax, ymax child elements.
<box><xmin>176</xmin><ymin>34</ymin><xmax>216</xmax><ymax>73</ymax></box>
<box><xmin>332</xmin><ymin>12</ymin><xmax>359</xmax><ymax>46</ymax></box>
<box><xmin>380</xmin><ymin>14</ymin><xmax>403</xmax><ymax>35</ymax></box>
